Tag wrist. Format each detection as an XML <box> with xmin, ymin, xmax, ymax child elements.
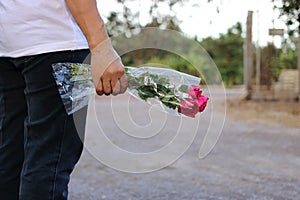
<box><xmin>91</xmin><ymin>38</ymin><xmax>121</xmax><ymax>69</ymax></box>
<box><xmin>86</xmin><ymin>23</ymin><xmax>108</xmax><ymax>50</ymax></box>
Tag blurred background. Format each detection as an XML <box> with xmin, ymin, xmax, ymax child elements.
<box><xmin>98</xmin><ymin>0</ymin><xmax>299</xmax><ymax>95</ymax></box>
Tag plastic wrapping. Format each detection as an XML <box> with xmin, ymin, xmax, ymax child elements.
<box><xmin>52</xmin><ymin>63</ymin><xmax>208</xmax><ymax>117</ymax></box>
<box><xmin>52</xmin><ymin>63</ymin><xmax>94</xmax><ymax>114</ymax></box>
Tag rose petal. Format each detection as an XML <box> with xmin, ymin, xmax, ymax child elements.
<box><xmin>196</xmin><ymin>96</ymin><xmax>209</xmax><ymax>112</ymax></box>
<box><xmin>178</xmin><ymin>99</ymin><xmax>199</xmax><ymax>117</ymax></box>
<box><xmin>187</xmin><ymin>85</ymin><xmax>203</xmax><ymax>99</ymax></box>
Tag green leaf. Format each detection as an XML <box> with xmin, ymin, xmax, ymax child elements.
<box><xmin>178</xmin><ymin>85</ymin><xmax>189</xmax><ymax>92</ymax></box>
<box><xmin>137</xmin><ymin>85</ymin><xmax>156</xmax><ymax>101</ymax></box>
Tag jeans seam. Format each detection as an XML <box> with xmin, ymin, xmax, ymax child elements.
<box><xmin>52</xmin><ymin>115</ymin><xmax>67</xmax><ymax>200</ymax></box>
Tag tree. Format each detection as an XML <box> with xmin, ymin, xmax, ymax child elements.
<box><xmin>104</xmin><ymin>0</ymin><xmax>187</xmax><ymax>67</ymax></box>
<box><xmin>201</xmin><ymin>22</ymin><xmax>244</xmax><ymax>86</ymax></box>
<box><xmin>105</xmin><ymin>0</ymin><xmax>185</xmax><ymax>37</ymax></box>
<box><xmin>276</xmin><ymin>0</ymin><xmax>299</xmax><ymax>34</ymax></box>
<box><xmin>275</xmin><ymin>0</ymin><xmax>300</xmax><ymax>100</ymax></box>
<box><xmin>105</xmin><ymin>0</ymin><xmax>217</xmax><ymax>37</ymax></box>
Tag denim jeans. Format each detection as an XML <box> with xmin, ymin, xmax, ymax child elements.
<box><xmin>0</xmin><ymin>49</ymin><xmax>89</xmax><ymax>200</ymax></box>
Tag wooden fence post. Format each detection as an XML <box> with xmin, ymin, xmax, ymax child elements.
<box><xmin>244</xmin><ymin>11</ymin><xmax>253</xmax><ymax>100</ymax></box>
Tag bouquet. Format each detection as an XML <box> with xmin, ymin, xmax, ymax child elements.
<box><xmin>52</xmin><ymin>63</ymin><xmax>209</xmax><ymax>118</ymax></box>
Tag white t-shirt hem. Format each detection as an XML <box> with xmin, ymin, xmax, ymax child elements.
<box><xmin>0</xmin><ymin>40</ymin><xmax>89</xmax><ymax>58</ymax></box>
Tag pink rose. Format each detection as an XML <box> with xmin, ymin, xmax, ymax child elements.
<box><xmin>187</xmin><ymin>85</ymin><xmax>202</xmax><ymax>99</ymax></box>
<box><xmin>178</xmin><ymin>98</ymin><xmax>199</xmax><ymax>118</ymax></box>
<box><xmin>178</xmin><ymin>85</ymin><xmax>209</xmax><ymax>117</ymax></box>
<box><xmin>196</xmin><ymin>96</ymin><xmax>209</xmax><ymax>112</ymax></box>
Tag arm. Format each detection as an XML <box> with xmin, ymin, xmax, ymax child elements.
<box><xmin>65</xmin><ymin>0</ymin><xmax>127</xmax><ymax>95</ymax></box>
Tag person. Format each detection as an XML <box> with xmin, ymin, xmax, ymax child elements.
<box><xmin>0</xmin><ymin>0</ymin><xmax>128</xmax><ymax>199</ymax></box>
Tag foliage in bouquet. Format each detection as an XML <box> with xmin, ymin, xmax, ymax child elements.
<box><xmin>125</xmin><ymin>68</ymin><xmax>209</xmax><ymax>118</ymax></box>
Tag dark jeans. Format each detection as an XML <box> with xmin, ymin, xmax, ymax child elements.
<box><xmin>0</xmin><ymin>49</ymin><xmax>90</xmax><ymax>200</ymax></box>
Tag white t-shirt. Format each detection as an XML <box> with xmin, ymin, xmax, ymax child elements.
<box><xmin>0</xmin><ymin>0</ymin><xmax>88</xmax><ymax>58</ymax></box>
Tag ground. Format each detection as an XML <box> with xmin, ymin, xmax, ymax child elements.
<box><xmin>226</xmin><ymin>94</ymin><xmax>300</xmax><ymax>129</ymax></box>
<box><xmin>69</xmin><ymin>89</ymin><xmax>300</xmax><ymax>200</ymax></box>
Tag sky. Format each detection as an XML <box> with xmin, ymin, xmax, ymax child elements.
<box><xmin>97</xmin><ymin>0</ymin><xmax>287</xmax><ymax>47</ymax></box>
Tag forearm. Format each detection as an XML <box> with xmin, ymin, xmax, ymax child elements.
<box><xmin>65</xmin><ymin>0</ymin><xmax>108</xmax><ymax>50</ymax></box>
<box><xmin>66</xmin><ymin>0</ymin><xmax>127</xmax><ymax>96</ymax></box>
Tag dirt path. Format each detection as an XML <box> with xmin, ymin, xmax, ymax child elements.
<box><xmin>225</xmin><ymin>89</ymin><xmax>300</xmax><ymax>128</ymax></box>
<box><xmin>69</xmin><ymin>90</ymin><xmax>300</xmax><ymax>200</ymax></box>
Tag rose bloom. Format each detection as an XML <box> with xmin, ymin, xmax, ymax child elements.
<box><xmin>178</xmin><ymin>98</ymin><xmax>199</xmax><ymax>118</ymax></box>
<box><xmin>178</xmin><ymin>85</ymin><xmax>209</xmax><ymax>117</ymax></box>
<box><xmin>197</xmin><ymin>95</ymin><xmax>209</xmax><ymax>112</ymax></box>
<box><xmin>187</xmin><ymin>85</ymin><xmax>202</xmax><ymax>99</ymax></box>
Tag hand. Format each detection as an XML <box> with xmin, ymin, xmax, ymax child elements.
<box><xmin>90</xmin><ymin>39</ymin><xmax>128</xmax><ymax>96</ymax></box>
<box><xmin>94</xmin><ymin>59</ymin><xmax>128</xmax><ymax>96</ymax></box>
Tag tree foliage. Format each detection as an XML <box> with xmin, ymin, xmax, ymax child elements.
<box><xmin>105</xmin><ymin>0</ymin><xmax>187</xmax><ymax>37</ymax></box>
<box><xmin>201</xmin><ymin>22</ymin><xmax>244</xmax><ymax>86</ymax></box>
<box><xmin>266</xmin><ymin>42</ymin><xmax>298</xmax><ymax>81</ymax></box>
<box><xmin>105</xmin><ymin>0</ymin><xmax>217</xmax><ymax>37</ymax></box>
<box><xmin>276</xmin><ymin>0</ymin><xmax>300</xmax><ymax>35</ymax></box>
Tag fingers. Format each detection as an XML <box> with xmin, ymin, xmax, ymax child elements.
<box><xmin>93</xmin><ymin>59</ymin><xmax>128</xmax><ymax>96</ymax></box>
<box><xmin>119</xmin><ymin>74</ymin><xmax>128</xmax><ymax>94</ymax></box>
<box><xmin>112</xmin><ymin>73</ymin><xmax>128</xmax><ymax>95</ymax></box>
<box><xmin>96</xmin><ymin>78</ymin><xmax>104</xmax><ymax>95</ymax></box>
<box><xmin>102</xmin><ymin>78</ymin><xmax>112</xmax><ymax>95</ymax></box>
<box><xmin>105</xmin><ymin>74</ymin><xmax>128</xmax><ymax>95</ymax></box>
<box><xmin>111</xmin><ymin>78</ymin><xmax>121</xmax><ymax>96</ymax></box>
<box><xmin>95</xmin><ymin>73</ymin><xmax>127</xmax><ymax>96</ymax></box>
